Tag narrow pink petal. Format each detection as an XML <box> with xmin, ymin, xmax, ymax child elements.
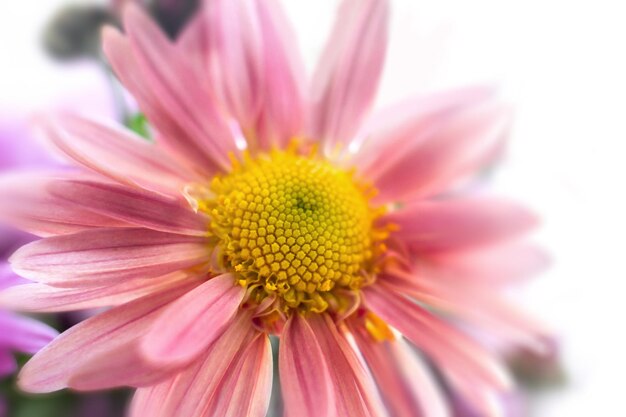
<box><xmin>446</xmin><ymin>374</ymin><xmax>510</xmax><ymax>417</ymax></box>
<box><xmin>382</xmin><ymin>268</ymin><xmax>554</xmax><ymax>356</ymax></box>
<box><xmin>0</xmin><ymin>174</ymin><xmax>128</xmax><ymax>237</ymax></box>
<box><xmin>0</xmin><ymin>271</ymin><xmax>197</xmax><ymax>312</ymax></box>
<box><xmin>49</xmin><ymin>180</ymin><xmax>209</xmax><ymax>236</ymax></box>
<box><xmin>253</xmin><ymin>0</ymin><xmax>305</xmax><ymax>150</ymax></box>
<box><xmin>10</xmin><ymin>228</ymin><xmax>210</xmax><ymax>287</ymax></box>
<box><xmin>131</xmin><ymin>313</ymin><xmax>258</xmax><ymax>417</ymax></box>
<box><xmin>384</xmin><ymin>197</ymin><xmax>538</xmax><ymax>253</ymax></box>
<box><xmin>306</xmin><ymin>314</ymin><xmax>386</xmax><ymax>417</ymax></box>
<box><xmin>41</xmin><ymin>113</ymin><xmax>197</xmax><ymax>196</ymax></box>
<box><xmin>101</xmin><ymin>28</ymin><xmax>225</xmax><ymax>176</ymax></box>
<box><xmin>131</xmin><ymin>379</ymin><xmax>177</xmax><ymax>417</ymax></box>
<box><xmin>363</xmin><ymin>284</ymin><xmax>512</xmax><ymax>392</ymax></box>
<box><xmin>178</xmin><ymin>0</ymin><xmax>305</xmax><ymax>151</ymax></box>
<box><xmin>309</xmin><ymin>0</ymin><xmax>389</xmax><ymax>154</ymax></box>
<box><xmin>176</xmin><ymin>12</ymin><xmax>206</xmax><ymax>64</ymax></box>
<box><xmin>421</xmin><ymin>243</ymin><xmax>549</xmax><ymax>286</ymax></box>
<box><xmin>18</xmin><ymin>282</ymin><xmax>198</xmax><ymax>393</ymax></box>
<box><xmin>352</xmin><ymin>86</ymin><xmax>495</xmax><ymax>169</ymax></box>
<box><xmin>116</xmin><ymin>6</ymin><xmax>237</xmax><ymax>172</ymax></box>
<box><xmin>204</xmin><ymin>335</ymin><xmax>273</xmax><ymax>417</ymax></box>
<box><xmin>142</xmin><ymin>274</ymin><xmax>244</xmax><ymax>366</ymax></box>
<box><xmin>279</xmin><ymin>314</ymin><xmax>335</xmax><ymax>417</ymax></box>
<box><xmin>356</xmin><ymin>91</ymin><xmax>510</xmax><ymax>202</ymax></box>
<box><xmin>201</xmin><ymin>0</ymin><xmax>264</xmax><ymax>136</ymax></box>
<box><xmin>349</xmin><ymin>321</ymin><xmax>449</xmax><ymax>417</ymax></box>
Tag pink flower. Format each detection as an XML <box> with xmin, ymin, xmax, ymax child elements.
<box><xmin>1</xmin><ymin>1</ymin><xmax>553</xmax><ymax>416</ymax></box>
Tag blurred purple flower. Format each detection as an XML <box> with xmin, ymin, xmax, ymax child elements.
<box><xmin>0</xmin><ymin>119</ymin><xmax>59</xmax><ymax>381</ymax></box>
<box><xmin>0</xmin><ymin>118</ymin><xmax>61</xmax><ymax>256</ymax></box>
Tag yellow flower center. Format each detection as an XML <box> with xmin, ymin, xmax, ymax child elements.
<box><xmin>201</xmin><ymin>148</ymin><xmax>387</xmax><ymax>314</ymax></box>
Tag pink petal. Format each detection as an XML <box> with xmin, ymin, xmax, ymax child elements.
<box><xmin>142</xmin><ymin>274</ymin><xmax>244</xmax><ymax>366</ymax></box>
<box><xmin>309</xmin><ymin>0</ymin><xmax>389</xmax><ymax>154</ymax></box>
<box><xmin>200</xmin><ymin>0</ymin><xmax>264</xmax><ymax>138</ymax></box>
<box><xmin>382</xmin><ymin>268</ymin><xmax>554</xmax><ymax>356</ymax></box>
<box><xmin>103</xmin><ymin>10</ymin><xmax>235</xmax><ymax>175</ymax></box>
<box><xmin>253</xmin><ymin>0</ymin><xmax>306</xmax><ymax>150</ymax></box>
<box><xmin>352</xmin><ymin>86</ymin><xmax>494</xmax><ymax>168</ymax></box>
<box><xmin>422</xmin><ymin>243</ymin><xmax>550</xmax><ymax>286</ymax></box>
<box><xmin>18</xmin><ymin>282</ymin><xmax>198</xmax><ymax>393</ymax></box>
<box><xmin>203</xmin><ymin>335</ymin><xmax>273</xmax><ymax>417</ymax></box>
<box><xmin>384</xmin><ymin>197</ymin><xmax>538</xmax><ymax>253</ymax></box>
<box><xmin>349</xmin><ymin>321</ymin><xmax>449</xmax><ymax>417</ymax></box>
<box><xmin>178</xmin><ymin>0</ymin><xmax>305</xmax><ymax>151</ymax></box>
<box><xmin>0</xmin><ymin>271</ymin><xmax>197</xmax><ymax>312</ymax></box>
<box><xmin>279</xmin><ymin>313</ymin><xmax>335</xmax><ymax>417</ymax></box>
<box><xmin>123</xmin><ymin>5</ymin><xmax>238</xmax><ymax>170</ymax></box>
<box><xmin>363</xmin><ymin>284</ymin><xmax>512</xmax><ymax>392</ymax></box>
<box><xmin>10</xmin><ymin>228</ymin><xmax>210</xmax><ymax>287</ymax></box>
<box><xmin>355</xmin><ymin>89</ymin><xmax>510</xmax><ymax>202</ymax></box>
<box><xmin>48</xmin><ymin>180</ymin><xmax>209</xmax><ymax>236</ymax></box>
<box><xmin>306</xmin><ymin>314</ymin><xmax>386</xmax><ymax>417</ymax></box>
<box><xmin>0</xmin><ymin>174</ymin><xmax>128</xmax><ymax>237</ymax></box>
<box><xmin>41</xmin><ymin>113</ymin><xmax>197</xmax><ymax>196</ymax></box>
<box><xmin>130</xmin><ymin>312</ymin><xmax>258</xmax><ymax>417</ymax></box>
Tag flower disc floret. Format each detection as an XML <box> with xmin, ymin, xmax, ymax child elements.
<box><xmin>205</xmin><ymin>150</ymin><xmax>384</xmax><ymax>313</ymax></box>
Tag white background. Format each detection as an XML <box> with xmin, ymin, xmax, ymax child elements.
<box><xmin>1</xmin><ymin>0</ymin><xmax>625</xmax><ymax>415</ymax></box>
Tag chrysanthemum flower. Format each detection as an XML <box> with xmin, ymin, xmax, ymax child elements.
<box><xmin>0</xmin><ymin>1</ymin><xmax>553</xmax><ymax>416</ymax></box>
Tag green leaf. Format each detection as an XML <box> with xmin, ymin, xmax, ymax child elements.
<box><xmin>125</xmin><ymin>113</ymin><xmax>152</xmax><ymax>140</ymax></box>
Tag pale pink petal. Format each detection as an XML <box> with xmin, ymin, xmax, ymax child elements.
<box><xmin>363</xmin><ymin>284</ymin><xmax>512</xmax><ymax>392</ymax></box>
<box><xmin>18</xmin><ymin>282</ymin><xmax>198</xmax><ymax>392</ymax></box>
<box><xmin>123</xmin><ymin>5</ymin><xmax>237</xmax><ymax>170</ymax></box>
<box><xmin>200</xmin><ymin>0</ymin><xmax>264</xmax><ymax>136</ymax></box>
<box><xmin>41</xmin><ymin>113</ymin><xmax>197</xmax><ymax>196</ymax></box>
<box><xmin>203</xmin><ymin>335</ymin><xmax>273</xmax><ymax>417</ymax></box>
<box><xmin>0</xmin><ymin>174</ymin><xmax>128</xmax><ymax>237</ymax></box>
<box><xmin>382</xmin><ymin>268</ymin><xmax>554</xmax><ymax>356</ymax></box>
<box><xmin>10</xmin><ymin>228</ymin><xmax>210</xmax><ymax>287</ymax></box>
<box><xmin>103</xmin><ymin>10</ymin><xmax>236</xmax><ymax>174</ymax></box>
<box><xmin>446</xmin><ymin>373</ymin><xmax>511</xmax><ymax>417</ymax></box>
<box><xmin>279</xmin><ymin>313</ymin><xmax>335</xmax><ymax>417</ymax></box>
<box><xmin>349</xmin><ymin>321</ymin><xmax>450</xmax><ymax>417</ymax></box>
<box><xmin>130</xmin><ymin>313</ymin><xmax>258</xmax><ymax>417</ymax></box>
<box><xmin>384</xmin><ymin>197</ymin><xmax>538</xmax><ymax>253</ymax></box>
<box><xmin>356</xmin><ymin>91</ymin><xmax>510</xmax><ymax>202</ymax></box>
<box><xmin>178</xmin><ymin>0</ymin><xmax>305</xmax><ymax>151</ymax></box>
<box><xmin>421</xmin><ymin>243</ymin><xmax>550</xmax><ymax>286</ymax></box>
<box><xmin>309</xmin><ymin>0</ymin><xmax>389</xmax><ymax>154</ymax></box>
<box><xmin>130</xmin><ymin>379</ymin><xmax>177</xmax><ymax>417</ymax></box>
<box><xmin>176</xmin><ymin>12</ymin><xmax>206</xmax><ymax>65</ymax></box>
<box><xmin>0</xmin><ymin>271</ymin><xmax>197</xmax><ymax>312</ymax></box>
<box><xmin>253</xmin><ymin>0</ymin><xmax>306</xmax><ymax>150</ymax></box>
<box><xmin>306</xmin><ymin>314</ymin><xmax>386</xmax><ymax>417</ymax></box>
<box><xmin>142</xmin><ymin>274</ymin><xmax>244</xmax><ymax>366</ymax></box>
<box><xmin>352</xmin><ymin>86</ymin><xmax>495</xmax><ymax>169</ymax></box>
<box><xmin>48</xmin><ymin>180</ymin><xmax>209</xmax><ymax>236</ymax></box>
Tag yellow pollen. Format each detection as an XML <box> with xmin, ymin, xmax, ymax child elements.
<box><xmin>203</xmin><ymin>149</ymin><xmax>387</xmax><ymax>313</ymax></box>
